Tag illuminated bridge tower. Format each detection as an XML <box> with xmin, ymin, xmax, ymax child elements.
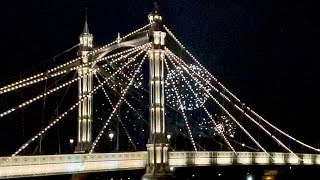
<box><xmin>142</xmin><ymin>5</ymin><xmax>173</xmax><ymax>180</ymax></box>
<box><xmin>75</xmin><ymin>17</ymin><xmax>94</xmax><ymax>153</ymax></box>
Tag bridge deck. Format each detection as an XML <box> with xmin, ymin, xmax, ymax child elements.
<box><xmin>0</xmin><ymin>151</ymin><xmax>319</xmax><ymax>179</ymax></box>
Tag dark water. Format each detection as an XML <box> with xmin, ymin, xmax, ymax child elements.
<box><xmin>20</xmin><ymin>165</ymin><xmax>320</xmax><ymax>180</ymax></box>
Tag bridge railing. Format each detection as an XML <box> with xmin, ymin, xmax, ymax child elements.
<box><xmin>1</xmin><ymin>151</ymin><xmax>320</xmax><ymax>179</ymax></box>
<box><xmin>0</xmin><ymin>151</ymin><xmax>147</xmax><ymax>178</ymax></box>
<box><xmin>168</xmin><ymin>151</ymin><xmax>320</xmax><ymax>167</ymax></box>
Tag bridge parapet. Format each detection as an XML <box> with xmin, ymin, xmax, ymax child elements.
<box><xmin>1</xmin><ymin>151</ymin><xmax>320</xmax><ymax>179</ymax></box>
<box><xmin>167</xmin><ymin>151</ymin><xmax>320</xmax><ymax>167</ymax></box>
<box><xmin>0</xmin><ymin>152</ymin><xmax>147</xmax><ymax>178</ymax></box>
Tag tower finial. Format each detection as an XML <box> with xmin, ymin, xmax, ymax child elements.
<box><xmin>153</xmin><ymin>1</ymin><xmax>159</xmax><ymax>12</ymax></box>
<box><xmin>117</xmin><ymin>32</ymin><xmax>121</xmax><ymax>44</ymax></box>
<box><xmin>82</xmin><ymin>7</ymin><xmax>90</xmax><ymax>34</ymax></box>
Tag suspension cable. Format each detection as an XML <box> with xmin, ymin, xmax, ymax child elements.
<box><xmin>0</xmin><ymin>45</ymin><xmax>147</xmax><ymax>119</ymax></box>
<box><xmin>163</xmin><ymin>58</ymin><xmax>197</xmax><ymax>151</ymax></box>
<box><xmin>2</xmin><ymin>47</ymin><xmax>148</xmax><ymax>162</ymax></box>
<box><xmin>165</xmin><ymin>55</ymin><xmax>236</xmax><ymax>154</ymax></box>
<box><xmin>164</xmin><ymin>25</ymin><xmax>320</xmax><ymax>152</ymax></box>
<box><xmin>89</xmin><ymin>48</ymin><xmax>149</xmax><ymax>154</ymax></box>
<box><xmin>95</xmin><ymin>74</ymin><xmax>137</xmax><ymax>150</ymax></box>
<box><xmin>165</xmin><ymin>50</ymin><xmax>269</xmax><ymax>156</ymax></box>
<box><xmin>0</xmin><ymin>31</ymin><xmax>151</xmax><ymax>95</ymax></box>
<box><xmin>167</xmin><ymin>50</ymin><xmax>302</xmax><ymax>159</ymax></box>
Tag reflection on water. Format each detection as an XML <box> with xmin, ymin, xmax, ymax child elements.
<box><xmin>22</xmin><ymin>165</ymin><xmax>320</xmax><ymax>180</ymax></box>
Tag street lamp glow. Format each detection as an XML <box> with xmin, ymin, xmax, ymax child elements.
<box><xmin>109</xmin><ymin>132</ymin><xmax>114</xmax><ymax>141</ymax></box>
<box><xmin>246</xmin><ymin>174</ymin><xmax>253</xmax><ymax>180</ymax></box>
<box><xmin>69</xmin><ymin>139</ymin><xmax>74</xmax><ymax>144</ymax></box>
<box><xmin>167</xmin><ymin>134</ymin><xmax>171</xmax><ymax>141</ymax></box>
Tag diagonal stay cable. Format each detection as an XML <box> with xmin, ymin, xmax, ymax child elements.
<box><xmin>0</xmin><ymin>23</ymin><xmax>152</xmax><ymax>92</ymax></box>
<box><xmin>165</xmin><ymin>55</ymin><xmax>236</xmax><ymax>154</ymax></box>
<box><xmin>89</xmin><ymin>49</ymin><xmax>149</xmax><ymax>154</ymax></box>
<box><xmin>164</xmin><ymin>25</ymin><xmax>319</xmax><ymax>153</ymax></box>
<box><xmin>165</xmin><ymin>49</ymin><xmax>270</xmax><ymax>156</ymax></box>
<box><xmin>0</xmin><ymin>45</ymin><xmax>146</xmax><ymax>119</ymax></box>
<box><xmin>167</xmin><ymin>49</ymin><xmax>301</xmax><ymax>159</ymax></box>
<box><xmin>0</xmin><ymin>43</ymin><xmax>79</xmax><ymax>91</ymax></box>
<box><xmin>0</xmin><ymin>47</ymin><xmax>149</xmax><ymax>166</ymax></box>
<box><xmin>94</xmin><ymin>73</ymin><xmax>137</xmax><ymax>150</ymax></box>
<box><xmin>163</xmin><ymin>57</ymin><xmax>198</xmax><ymax>151</ymax></box>
<box><xmin>0</xmin><ymin>26</ymin><xmax>151</xmax><ymax>95</ymax></box>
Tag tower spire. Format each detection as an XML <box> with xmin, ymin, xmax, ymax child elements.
<box><xmin>152</xmin><ymin>1</ymin><xmax>159</xmax><ymax>13</ymax></box>
<box><xmin>82</xmin><ymin>8</ymin><xmax>90</xmax><ymax>34</ymax></box>
<box><xmin>76</xmin><ymin>5</ymin><xmax>94</xmax><ymax>153</ymax></box>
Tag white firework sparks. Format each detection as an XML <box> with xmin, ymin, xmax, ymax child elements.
<box><xmin>213</xmin><ymin>115</ymin><xmax>236</xmax><ymax>138</ymax></box>
<box><xmin>165</xmin><ymin>64</ymin><xmax>211</xmax><ymax>110</ymax></box>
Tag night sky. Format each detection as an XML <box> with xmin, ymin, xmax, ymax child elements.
<box><xmin>0</xmin><ymin>0</ymin><xmax>319</xmax><ymax>154</ymax></box>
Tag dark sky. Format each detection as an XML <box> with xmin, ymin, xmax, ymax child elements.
<box><xmin>0</xmin><ymin>0</ymin><xmax>319</xmax><ymax>151</ymax></box>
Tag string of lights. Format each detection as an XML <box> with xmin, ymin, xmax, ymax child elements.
<box><xmin>167</xmin><ymin>50</ymin><xmax>304</xmax><ymax>159</ymax></box>
<box><xmin>165</xmin><ymin>50</ymin><xmax>269</xmax><ymax>156</ymax></box>
<box><xmin>36</xmin><ymin>22</ymin><xmax>151</xmax><ymax>79</ymax></box>
<box><xmin>95</xmin><ymin>74</ymin><xmax>137</xmax><ymax>150</ymax></box>
<box><xmin>104</xmin><ymin>78</ymin><xmax>149</xmax><ymax>148</ymax></box>
<box><xmin>99</xmin><ymin>46</ymin><xmax>147</xmax><ymax>71</ymax></box>
<box><xmin>249</xmin><ymin>111</ymin><xmax>320</xmax><ymax>152</ymax></box>
<box><xmin>0</xmin><ymin>44</ymin><xmax>146</xmax><ymax>96</ymax></box>
<box><xmin>165</xmin><ymin>54</ymin><xmax>237</xmax><ymax>154</ymax></box>
<box><xmin>3</xmin><ymin>46</ymin><xmax>148</xmax><ymax>162</ymax></box>
<box><xmin>202</xmin><ymin>107</ymin><xmax>237</xmax><ymax>154</ymax></box>
<box><xmin>98</xmin><ymin>43</ymin><xmax>151</xmax><ymax>68</ymax></box>
<box><xmin>165</xmin><ymin>64</ymin><xmax>211</xmax><ymax>111</ymax></box>
<box><xmin>104</xmin><ymin>77</ymin><xmax>147</xmax><ymax>125</ymax></box>
<box><xmin>0</xmin><ymin>27</ymin><xmax>151</xmax><ymax>95</ymax></box>
<box><xmin>99</xmin><ymin>45</ymin><xmax>148</xmax><ymax>92</ymax></box>
<box><xmin>0</xmin><ymin>70</ymin><xmax>89</xmax><ymax>118</ymax></box>
<box><xmin>164</xmin><ymin>58</ymin><xmax>198</xmax><ymax>151</ymax></box>
<box><xmin>89</xmin><ymin>48</ymin><xmax>149</xmax><ymax>154</ymax></box>
<box><xmin>164</xmin><ymin>25</ymin><xmax>320</xmax><ymax>153</ymax></box>
<box><xmin>117</xmin><ymin>23</ymin><xmax>152</xmax><ymax>42</ymax></box>
<box><xmin>0</xmin><ymin>44</ymin><xmax>148</xmax><ymax>120</ymax></box>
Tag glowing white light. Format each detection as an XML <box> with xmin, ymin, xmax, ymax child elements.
<box><xmin>212</xmin><ymin>115</ymin><xmax>236</xmax><ymax>138</ymax></box>
<box><xmin>167</xmin><ymin>134</ymin><xmax>171</xmax><ymax>140</ymax></box>
<box><xmin>246</xmin><ymin>174</ymin><xmax>253</xmax><ymax>180</ymax></box>
<box><xmin>108</xmin><ymin>132</ymin><xmax>114</xmax><ymax>141</ymax></box>
<box><xmin>165</xmin><ymin>64</ymin><xmax>211</xmax><ymax>110</ymax></box>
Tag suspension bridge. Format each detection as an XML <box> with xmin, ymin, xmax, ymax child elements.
<box><xmin>0</xmin><ymin>4</ymin><xmax>319</xmax><ymax>180</ymax></box>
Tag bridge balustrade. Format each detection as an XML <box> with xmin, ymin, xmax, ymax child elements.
<box><xmin>168</xmin><ymin>151</ymin><xmax>320</xmax><ymax>167</ymax></box>
<box><xmin>252</xmin><ymin>152</ymin><xmax>269</xmax><ymax>164</ymax></box>
<box><xmin>271</xmin><ymin>152</ymin><xmax>285</xmax><ymax>164</ymax></box>
<box><xmin>1</xmin><ymin>151</ymin><xmax>320</xmax><ymax>179</ymax></box>
<box><xmin>237</xmin><ymin>152</ymin><xmax>252</xmax><ymax>165</ymax></box>
<box><xmin>0</xmin><ymin>152</ymin><xmax>147</xmax><ymax>178</ymax></box>
<box><xmin>302</xmin><ymin>154</ymin><xmax>313</xmax><ymax>165</ymax></box>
